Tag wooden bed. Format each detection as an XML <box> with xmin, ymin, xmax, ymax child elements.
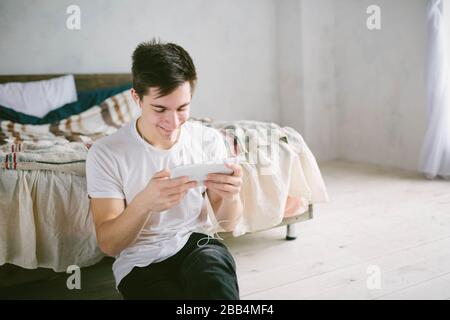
<box><xmin>0</xmin><ymin>73</ymin><xmax>314</xmax><ymax>240</ymax></box>
<box><xmin>0</xmin><ymin>73</ymin><xmax>132</xmax><ymax>90</ymax></box>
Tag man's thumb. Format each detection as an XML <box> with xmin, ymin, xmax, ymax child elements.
<box><xmin>153</xmin><ymin>168</ymin><xmax>171</xmax><ymax>179</ymax></box>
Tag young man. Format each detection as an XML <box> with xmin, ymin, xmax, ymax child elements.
<box><xmin>86</xmin><ymin>40</ymin><xmax>243</xmax><ymax>300</ymax></box>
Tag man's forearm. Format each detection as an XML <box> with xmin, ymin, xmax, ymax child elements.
<box><xmin>214</xmin><ymin>196</ymin><xmax>244</xmax><ymax>232</ymax></box>
<box><xmin>97</xmin><ymin>195</ymin><xmax>151</xmax><ymax>257</ymax></box>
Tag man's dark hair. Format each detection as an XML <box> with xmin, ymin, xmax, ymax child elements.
<box><xmin>132</xmin><ymin>39</ymin><xmax>197</xmax><ymax>99</ymax></box>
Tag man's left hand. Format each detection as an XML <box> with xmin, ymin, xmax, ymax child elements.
<box><xmin>204</xmin><ymin>163</ymin><xmax>243</xmax><ymax>201</ymax></box>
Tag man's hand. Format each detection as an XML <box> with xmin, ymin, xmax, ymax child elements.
<box><xmin>204</xmin><ymin>163</ymin><xmax>243</xmax><ymax>202</ymax></box>
<box><xmin>136</xmin><ymin>169</ymin><xmax>197</xmax><ymax>213</ymax></box>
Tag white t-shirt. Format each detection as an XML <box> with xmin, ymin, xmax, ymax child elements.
<box><xmin>85</xmin><ymin>118</ymin><xmax>229</xmax><ymax>288</ymax></box>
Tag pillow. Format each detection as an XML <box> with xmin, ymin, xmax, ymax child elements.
<box><xmin>0</xmin><ymin>83</ymin><xmax>132</xmax><ymax>125</ymax></box>
<box><xmin>0</xmin><ymin>75</ymin><xmax>77</xmax><ymax>118</ymax></box>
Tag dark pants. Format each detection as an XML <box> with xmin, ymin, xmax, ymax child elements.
<box><xmin>117</xmin><ymin>232</ymin><xmax>239</xmax><ymax>300</ymax></box>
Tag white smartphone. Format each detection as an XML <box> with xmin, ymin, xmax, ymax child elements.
<box><xmin>170</xmin><ymin>162</ymin><xmax>234</xmax><ymax>183</ymax></box>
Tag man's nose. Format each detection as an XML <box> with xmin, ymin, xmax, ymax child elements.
<box><xmin>165</xmin><ymin>111</ymin><xmax>180</xmax><ymax>129</ymax></box>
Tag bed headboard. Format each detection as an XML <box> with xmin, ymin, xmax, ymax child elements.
<box><xmin>0</xmin><ymin>74</ymin><xmax>132</xmax><ymax>91</ymax></box>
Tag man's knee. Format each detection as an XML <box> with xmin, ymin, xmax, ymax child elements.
<box><xmin>183</xmin><ymin>244</ymin><xmax>237</xmax><ymax>275</ymax></box>
<box><xmin>181</xmin><ymin>244</ymin><xmax>239</xmax><ymax>299</ymax></box>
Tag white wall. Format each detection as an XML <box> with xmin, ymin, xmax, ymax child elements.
<box><xmin>334</xmin><ymin>0</ymin><xmax>427</xmax><ymax>171</ymax></box>
<box><xmin>0</xmin><ymin>0</ymin><xmax>430</xmax><ymax>171</ymax></box>
<box><xmin>277</xmin><ymin>0</ymin><xmax>304</xmax><ymax>134</ymax></box>
<box><xmin>278</xmin><ymin>0</ymin><xmax>427</xmax><ymax>171</ymax></box>
<box><xmin>301</xmin><ymin>0</ymin><xmax>337</xmax><ymax>161</ymax></box>
<box><xmin>278</xmin><ymin>0</ymin><xmax>337</xmax><ymax>161</ymax></box>
<box><xmin>0</xmin><ymin>0</ymin><xmax>279</xmax><ymax>123</ymax></box>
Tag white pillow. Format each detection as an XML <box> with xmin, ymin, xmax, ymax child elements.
<box><xmin>0</xmin><ymin>74</ymin><xmax>77</xmax><ymax>118</ymax></box>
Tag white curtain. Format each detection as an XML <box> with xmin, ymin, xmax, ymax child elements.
<box><xmin>420</xmin><ymin>0</ymin><xmax>450</xmax><ymax>179</ymax></box>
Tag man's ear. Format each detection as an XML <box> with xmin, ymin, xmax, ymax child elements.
<box><xmin>130</xmin><ymin>88</ymin><xmax>140</xmax><ymax>106</ymax></box>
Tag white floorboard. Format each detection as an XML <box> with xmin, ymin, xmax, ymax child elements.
<box><xmin>224</xmin><ymin>160</ymin><xmax>450</xmax><ymax>300</ymax></box>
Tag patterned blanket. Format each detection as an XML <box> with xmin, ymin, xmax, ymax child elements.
<box><xmin>0</xmin><ymin>90</ymin><xmax>308</xmax><ymax>177</ymax></box>
<box><xmin>0</xmin><ymin>90</ymin><xmax>139</xmax><ymax>174</ymax></box>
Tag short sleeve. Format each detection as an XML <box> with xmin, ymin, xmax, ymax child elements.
<box><xmin>86</xmin><ymin>144</ymin><xmax>125</xmax><ymax>199</ymax></box>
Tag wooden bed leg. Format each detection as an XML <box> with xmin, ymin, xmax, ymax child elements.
<box><xmin>286</xmin><ymin>224</ymin><xmax>297</xmax><ymax>240</ymax></box>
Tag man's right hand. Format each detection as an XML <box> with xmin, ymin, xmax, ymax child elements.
<box><xmin>136</xmin><ymin>168</ymin><xmax>197</xmax><ymax>213</ymax></box>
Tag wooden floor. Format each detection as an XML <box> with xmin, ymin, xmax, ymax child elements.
<box><xmin>2</xmin><ymin>160</ymin><xmax>450</xmax><ymax>300</ymax></box>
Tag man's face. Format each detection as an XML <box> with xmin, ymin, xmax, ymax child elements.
<box><xmin>132</xmin><ymin>82</ymin><xmax>191</xmax><ymax>148</ymax></box>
